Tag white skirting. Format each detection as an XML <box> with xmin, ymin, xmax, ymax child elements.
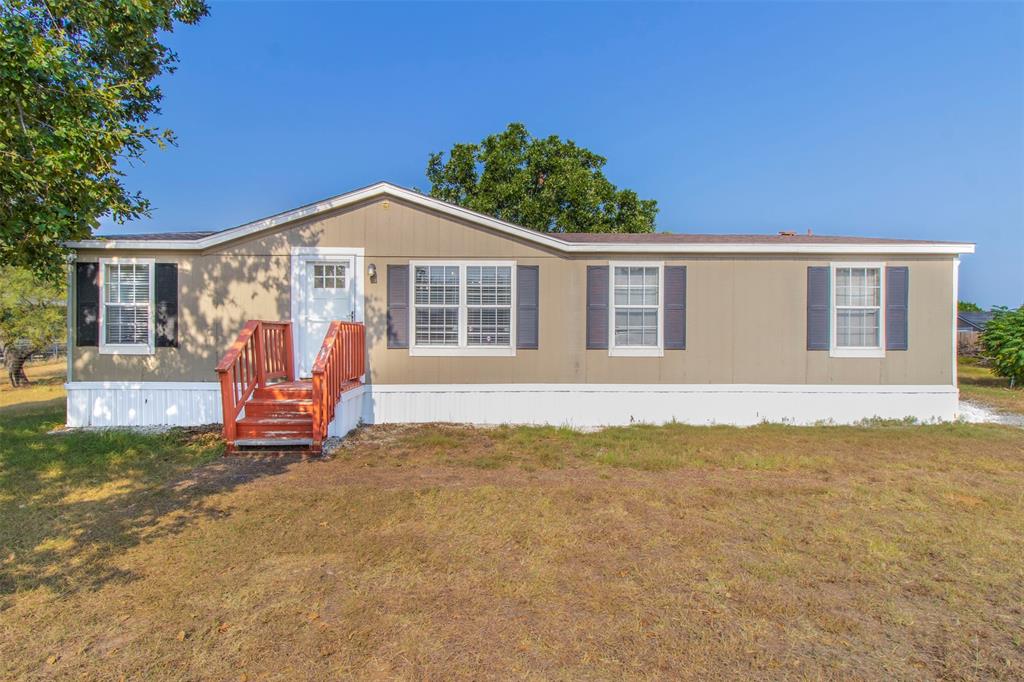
<box><xmin>328</xmin><ymin>384</ymin><xmax>367</xmax><ymax>438</ymax></box>
<box><xmin>66</xmin><ymin>381</ymin><xmax>223</xmax><ymax>428</ymax></box>
<box><xmin>65</xmin><ymin>382</ymin><xmax>960</xmax><ymax>432</ymax></box>
<box><xmin>363</xmin><ymin>383</ymin><xmax>960</xmax><ymax>427</ymax></box>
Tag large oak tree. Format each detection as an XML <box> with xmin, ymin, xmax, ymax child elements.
<box><xmin>0</xmin><ymin>0</ymin><xmax>207</xmax><ymax>278</ymax></box>
<box><xmin>427</xmin><ymin>123</ymin><xmax>658</xmax><ymax>234</ymax></box>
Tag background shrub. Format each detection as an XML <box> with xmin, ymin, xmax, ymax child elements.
<box><xmin>981</xmin><ymin>305</ymin><xmax>1024</xmax><ymax>387</ymax></box>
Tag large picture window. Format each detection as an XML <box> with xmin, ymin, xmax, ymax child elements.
<box><xmin>100</xmin><ymin>258</ymin><xmax>154</xmax><ymax>354</ymax></box>
<box><xmin>411</xmin><ymin>261</ymin><xmax>516</xmax><ymax>356</ymax></box>
<box><xmin>831</xmin><ymin>263</ymin><xmax>885</xmax><ymax>357</ymax></box>
<box><xmin>609</xmin><ymin>263</ymin><xmax>663</xmax><ymax>356</ymax></box>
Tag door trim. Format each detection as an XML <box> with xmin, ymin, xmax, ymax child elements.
<box><xmin>290</xmin><ymin>246</ymin><xmax>365</xmax><ymax>377</ymax></box>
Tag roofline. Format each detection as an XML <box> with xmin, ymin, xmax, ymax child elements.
<box><xmin>65</xmin><ymin>181</ymin><xmax>977</xmax><ymax>256</ymax></box>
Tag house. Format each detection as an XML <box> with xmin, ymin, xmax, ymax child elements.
<box><xmin>64</xmin><ymin>182</ymin><xmax>975</xmax><ymax>452</ymax></box>
<box><xmin>957</xmin><ymin>311</ymin><xmax>995</xmax><ymax>333</ymax></box>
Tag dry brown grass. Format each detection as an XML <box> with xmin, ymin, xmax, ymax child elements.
<box><xmin>959</xmin><ymin>358</ymin><xmax>1024</xmax><ymax>416</ymax></box>
<box><xmin>0</xmin><ymin>359</ymin><xmax>65</xmax><ymax>410</ymax></box>
<box><xmin>3</xmin><ymin>380</ymin><xmax>1024</xmax><ymax>681</ymax></box>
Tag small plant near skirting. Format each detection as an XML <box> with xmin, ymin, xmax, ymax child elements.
<box><xmin>980</xmin><ymin>305</ymin><xmax>1024</xmax><ymax>388</ymax></box>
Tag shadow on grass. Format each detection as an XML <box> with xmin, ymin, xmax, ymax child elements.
<box><xmin>0</xmin><ymin>402</ymin><xmax>302</xmax><ymax>603</ymax></box>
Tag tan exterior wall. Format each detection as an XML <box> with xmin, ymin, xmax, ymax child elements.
<box><xmin>73</xmin><ymin>197</ymin><xmax>956</xmax><ymax>386</ymax></box>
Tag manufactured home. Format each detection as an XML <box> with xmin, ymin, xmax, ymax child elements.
<box><xmin>64</xmin><ymin>182</ymin><xmax>974</xmax><ymax>452</ymax></box>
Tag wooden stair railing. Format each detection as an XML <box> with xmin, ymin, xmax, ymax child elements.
<box><xmin>311</xmin><ymin>321</ymin><xmax>366</xmax><ymax>451</ymax></box>
<box><xmin>215</xmin><ymin>320</ymin><xmax>295</xmax><ymax>453</ymax></box>
<box><xmin>216</xmin><ymin>319</ymin><xmax>364</xmax><ymax>454</ymax></box>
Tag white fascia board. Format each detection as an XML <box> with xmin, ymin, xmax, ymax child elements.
<box><xmin>64</xmin><ymin>182</ymin><xmax>977</xmax><ymax>256</ymax></box>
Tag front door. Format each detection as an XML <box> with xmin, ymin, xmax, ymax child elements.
<box><xmin>298</xmin><ymin>258</ymin><xmax>355</xmax><ymax>377</ymax></box>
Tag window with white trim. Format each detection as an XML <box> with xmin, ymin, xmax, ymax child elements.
<box><xmin>610</xmin><ymin>264</ymin><xmax>663</xmax><ymax>355</ymax></box>
<box><xmin>411</xmin><ymin>261</ymin><xmax>515</xmax><ymax>355</ymax></box>
<box><xmin>832</xmin><ymin>264</ymin><xmax>884</xmax><ymax>356</ymax></box>
<box><xmin>100</xmin><ymin>259</ymin><xmax>154</xmax><ymax>354</ymax></box>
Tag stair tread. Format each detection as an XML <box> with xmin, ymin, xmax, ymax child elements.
<box><xmin>269</xmin><ymin>380</ymin><xmax>313</xmax><ymax>388</ymax></box>
<box><xmin>238</xmin><ymin>416</ymin><xmax>313</xmax><ymax>425</ymax></box>
<box><xmin>234</xmin><ymin>438</ymin><xmax>313</xmax><ymax>447</ymax></box>
<box><xmin>247</xmin><ymin>398</ymin><xmax>314</xmax><ymax>405</ymax></box>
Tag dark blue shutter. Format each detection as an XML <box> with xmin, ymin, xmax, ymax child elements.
<box><xmin>387</xmin><ymin>265</ymin><xmax>409</xmax><ymax>349</ymax></box>
<box><xmin>886</xmin><ymin>266</ymin><xmax>909</xmax><ymax>351</ymax></box>
<box><xmin>155</xmin><ymin>263</ymin><xmax>178</xmax><ymax>348</ymax></box>
<box><xmin>807</xmin><ymin>266</ymin><xmax>830</xmax><ymax>351</ymax></box>
<box><xmin>516</xmin><ymin>265</ymin><xmax>539</xmax><ymax>349</ymax></box>
<box><xmin>664</xmin><ymin>266</ymin><xmax>687</xmax><ymax>350</ymax></box>
<box><xmin>586</xmin><ymin>266</ymin><xmax>609</xmax><ymax>350</ymax></box>
<box><xmin>75</xmin><ymin>262</ymin><xmax>99</xmax><ymax>347</ymax></box>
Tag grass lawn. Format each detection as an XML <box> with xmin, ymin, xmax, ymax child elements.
<box><xmin>1</xmin><ymin>366</ymin><xmax>1023</xmax><ymax>679</ymax></box>
<box><xmin>959</xmin><ymin>357</ymin><xmax>1024</xmax><ymax>416</ymax></box>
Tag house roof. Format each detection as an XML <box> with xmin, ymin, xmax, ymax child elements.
<box><xmin>957</xmin><ymin>312</ymin><xmax>995</xmax><ymax>331</ymax></box>
<box><xmin>555</xmin><ymin>232</ymin><xmax>954</xmax><ymax>246</ymax></box>
<box><xmin>66</xmin><ymin>181</ymin><xmax>976</xmax><ymax>256</ymax></box>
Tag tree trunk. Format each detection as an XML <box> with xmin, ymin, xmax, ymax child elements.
<box><xmin>6</xmin><ymin>349</ymin><xmax>34</xmax><ymax>387</ymax></box>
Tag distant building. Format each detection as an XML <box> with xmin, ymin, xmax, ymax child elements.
<box><xmin>957</xmin><ymin>312</ymin><xmax>995</xmax><ymax>333</ymax></box>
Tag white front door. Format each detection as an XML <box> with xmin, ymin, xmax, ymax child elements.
<box><xmin>298</xmin><ymin>257</ymin><xmax>355</xmax><ymax>377</ymax></box>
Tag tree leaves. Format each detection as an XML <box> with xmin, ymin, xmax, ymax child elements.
<box><xmin>426</xmin><ymin>123</ymin><xmax>658</xmax><ymax>234</ymax></box>
<box><xmin>980</xmin><ymin>305</ymin><xmax>1024</xmax><ymax>387</ymax></box>
<box><xmin>0</xmin><ymin>265</ymin><xmax>65</xmax><ymax>368</ymax></box>
<box><xmin>0</xmin><ymin>0</ymin><xmax>208</xmax><ymax>279</ymax></box>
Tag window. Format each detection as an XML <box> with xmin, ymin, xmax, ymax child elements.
<box><xmin>410</xmin><ymin>261</ymin><xmax>516</xmax><ymax>356</ymax></box>
<box><xmin>466</xmin><ymin>266</ymin><xmax>512</xmax><ymax>346</ymax></box>
<box><xmin>313</xmin><ymin>263</ymin><xmax>346</xmax><ymax>289</ymax></box>
<box><xmin>610</xmin><ymin>263</ymin><xmax>663</xmax><ymax>356</ymax></box>
<box><xmin>100</xmin><ymin>259</ymin><xmax>154</xmax><ymax>354</ymax></box>
<box><xmin>831</xmin><ymin>263</ymin><xmax>885</xmax><ymax>357</ymax></box>
<box><xmin>414</xmin><ymin>265</ymin><xmax>459</xmax><ymax>346</ymax></box>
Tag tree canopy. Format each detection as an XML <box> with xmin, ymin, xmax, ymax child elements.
<box><xmin>0</xmin><ymin>0</ymin><xmax>208</xmax><ymax>279</ymax></box>
<box><xmin>0</xmin><ymin>266</ymin><xmax>65</xmax><ymax>385</ymax></box>
<box><xmin>958</xmin><ymin>300</ymin><xmax>984</xmax><ymax>312</ymax></box>
<box><xmin>426</xmin><ymin>123</ymin><xmax>658</xmax><ymax>234</ymax></box>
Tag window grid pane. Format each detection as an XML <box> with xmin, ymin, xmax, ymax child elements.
<box><xmin>468</xmin><ymin>308</ymin><xmax>511</xmax><ymax>346</ymax></box>
<box><xmin>415</xmin><ymin>266</ymin><xmax>459</xmax><ymax>306</ymax></box>
<box><xmin>612</xmin><ymin>266</ymin><xmax>659</xmax><ymax>347</ymax></box>
<box><xmin>466</xmin><ymin>266</ymin><xmax>512</xmax><ymax>306</ymax></box>
<box><xmin>104</xmin><ymin>263</ymin><xmax>150</xmax><ymax>346</ymax></box>
<box><xmin>834</xmin><ymin>267</ymin><xmax>882</xmax><ymax>348</ymax></box>
<box><xmin>414</xmin><ymin>308</ymin><xmax>459</xmax><ymax>345</ymax></box>
<box><xmin>105</xmin><ymin>263</ymin><xmax>149</xmax><ymax>304</ymax></box>
<box><xmin>614</xmin><ymin>309</ymin><xmax>659</xmax><ymax>347</ymax></box>
<box><xmin>313</xmin><ymin>263</ymin><xmax>346</xmax><ymax>289</ymax></box>
<box><xmin>837</xmin><ymin>309</ymin><xmax>880</xmax><ymax>347</ymax></box>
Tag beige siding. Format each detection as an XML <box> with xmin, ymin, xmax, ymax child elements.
<box><xmin>73</xmin><ymin>198</ymin><xmax>956</xmax><ymax>385</ymax></box>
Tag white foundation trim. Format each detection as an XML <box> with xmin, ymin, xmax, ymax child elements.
<box><xmin>363</xmin><ymin>383</ymin><xmax>958</xmax><ymax>427</ymax></box>
<box><xmin>328</xmin><ymin>384</ymin><xmax>367</xmax><ymax>438</ymax></box>
<box><xmin>65</xmin><ymin>381</ymin><xmax>959</xmax><ymax>431</ymax></box>
<box><xmin>66</xmin><ymin>381</ymin><xmax>222</xmax><ymax>428</ymax></box>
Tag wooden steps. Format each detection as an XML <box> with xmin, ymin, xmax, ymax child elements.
<box><xmin>234</xmin><ymin>381</ymin><xmax>314</xmax><ymax>445</ymax></box>
<box><xmin>217</xmin><ymin>320</ymin><xmax>365</xmax><ymax>456</ymax></box>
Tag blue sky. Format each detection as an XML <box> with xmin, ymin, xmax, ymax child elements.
<box><xmin>105</xmin><ymin>1</ymin><xmax>1023</xmax><ymax>308</ymax></box>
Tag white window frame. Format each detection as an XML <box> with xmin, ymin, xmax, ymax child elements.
<box><xmin>608</xmin><ymin>261</ymin><xmax>664</xmax><ymax>358</ymax></box>
<box><xmin>409</xmin><ymin>260</ymin><xmax>517</xmax><ymax>357</ymax></box>
<box><xmin>830</xmin><ymin>261</ymin><xmax>886</xmax><ymax>358</ymax></box>
<box><xmin>98</xmin><ymin>257</ymin><xmax>156</xmax><ymax>356</ymax></box>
